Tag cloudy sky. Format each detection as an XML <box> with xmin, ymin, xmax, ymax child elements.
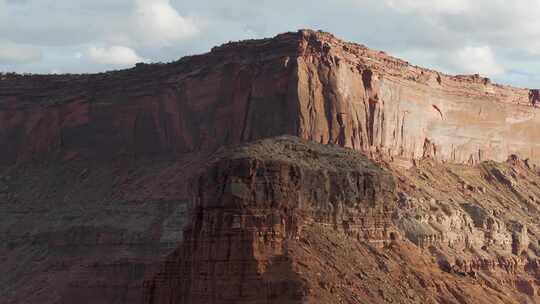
<box><xmin>1</xmin><ymin>0</ymin><xmax>540</xmax><ymax>88</ymax></box>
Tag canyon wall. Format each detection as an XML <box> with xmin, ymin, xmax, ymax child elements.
<box><xmin>1</xmin><ymin>30</ymin><xmax>539</xmax><ymax>165</ymax></box>
<box><xmin>0</xmin><ymin>35</ymin><xmax>300</xmax><ymax>163</ymax></box>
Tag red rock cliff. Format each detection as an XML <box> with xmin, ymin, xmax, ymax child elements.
<box><xmin>1</xmin><ymin>29</ymin><xmax>539</xmax><ymax>164</ymax></box>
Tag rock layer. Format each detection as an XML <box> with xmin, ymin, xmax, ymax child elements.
<box><xmin>1</xmin><ymin>30</ymin><xmax>540</xmax><ymax>164</ymax></box>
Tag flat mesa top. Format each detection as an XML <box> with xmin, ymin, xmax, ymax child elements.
<box><xmin>212</xmin><ymin>135</ymin><xmax>383</xmax><ymax>173</ymax></box>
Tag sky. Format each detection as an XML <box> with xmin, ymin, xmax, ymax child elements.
<box><xmin>1</xmin><ymin>0</ymin><xmax>540</xmax><ymax>88</ymax></box>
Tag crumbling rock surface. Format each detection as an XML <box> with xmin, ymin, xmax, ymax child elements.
<box><xmin>391</xmin><ymin>155</ymin><xmax>540</xmax><ymax>302</ymax></box>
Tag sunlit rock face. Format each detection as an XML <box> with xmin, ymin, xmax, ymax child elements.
<box><xmin>293</xmin><ymin>31</ymin><xmax>540</xmax><ymax>164</ymax></box>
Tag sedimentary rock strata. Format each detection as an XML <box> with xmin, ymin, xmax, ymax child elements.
<box><xmin>144</xmin><ymin>136</ymin><xmax>396</xmax><ymax>303</ymax></box>
<box><xmin>1</xmin><ymin>30</ymin><xmax>540</xmax><ymax>165</ymax></box>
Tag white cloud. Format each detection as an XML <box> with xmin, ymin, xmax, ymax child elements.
<box><xmin>447</xmin><ymin>46</ymin><xmax>504</xmax><ymax>77</ymax></box>
<box><xmin>131</xmin><ymin>0</ymin><xmax>199</xmax><ymax>47</ymax></box>
<box><xmin>0</xmin><ymin>40</ymin><xmax>42</xmax><ymax>64</ymax></box>
<box><xmin>394</xmin><ymin>46</ymin><xmax>504</xmax><ymax>78</ymax></box>
<box><xmin>85</xmin><ymin>45</ymin><xmax>145</xmax><ymax>65</ymax></box>
<box><xmin>0</xmin><ymin>0</ymin><xmax>538</xmax><ymax>86</ymax></box>
<box><xmin>384</xmin><ymin>0</ymin><xmax>470</xmax><ymax>14</ymax></box>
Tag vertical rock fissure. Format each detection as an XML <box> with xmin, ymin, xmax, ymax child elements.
<box><xmin>322</xmin><ymin>67</ymin><xmax>335</xmax><ymax>144</ymax></box>
<box><xmin>362</xmin><ymin>70</ymin><xmax>377</xmax><ymax>146</ymax></box>
<box><xmin>529</xmin><ymin>89</ymin><xmax>540</xmax><ymax>107</ymax></box>
<box><xmin>240</xmin><ymin>85</ymin><xmax>254</xmax><ymax>142</ymax></box>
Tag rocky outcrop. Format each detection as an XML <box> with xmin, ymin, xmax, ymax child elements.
<box><xmin>1</xmin><ymin>30</ymin><xmax>540</xmax><ymax>165</ymax></box>
<box><xmin>144</xmin><ymin>136</ymin><xmax>397</xmax><ymax>304</ymax></box>
<box><xmin>391</xmin><ymin>155</ymin><xmax>540</xmax><ymax>302</ymax></box>
<box><xmin>529</xmin><ymin>89</ymin><xmax>540</xmax><ymax>106</ymax></box>
<box><xmin>144</xmin><ymin>137</ymin><xmax>539</xmax><ymax>304</ymax></box>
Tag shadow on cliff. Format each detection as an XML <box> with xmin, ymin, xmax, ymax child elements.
<box><xmin>258</xmin><ymin>252</ymin><xmax>307</xmax><ymax>303</ymax></box>
<box><xmin>143</xmin><ymin>237</ymin><xmax>307</xmax><ymax>304</ymax></box>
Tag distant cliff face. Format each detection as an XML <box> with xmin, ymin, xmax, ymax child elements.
<box><xmin>1</xmin><ymin>30</ymin><xmax>539</xmax><ymax>164</ymax></box>
<box><xmin>294</xmin><ymin>31</ymin><xmax>539</xmax><ymax>164</ymax></box>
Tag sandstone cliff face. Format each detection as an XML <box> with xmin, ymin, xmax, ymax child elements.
<box><xmin>294</xmin><ymin>32</ymin><xmax>540</xmax><ymax>164</ymax></box>
<box><xmin>0</xmin><ymin>36</ymin><xmax>300</xmax><ymax>163</ymax></box>
<box><xmin>1</xmin><ymin>30</ymin><xmax>539</xmax><ymax>165</ymax></box>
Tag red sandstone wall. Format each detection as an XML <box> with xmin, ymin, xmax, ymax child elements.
<box><xmin>0</xmin><ymin>35</ymin><xmax>301</xmax><ymax>163</ymax></box>
<box><xmin>1</xmin><ymin>30</ymin><xmax>538</xmax><ymax>165</ymax></box>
